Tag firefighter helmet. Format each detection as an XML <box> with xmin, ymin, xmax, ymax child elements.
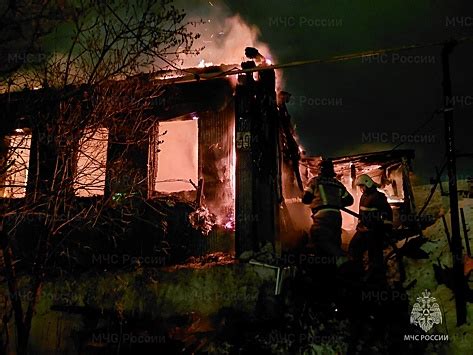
<box><xmin>355</xmin><ymin>174</ymin><xmax>379</xmax><ymax>188</ymax></box>
<box><xmin>319</xmin><ymin>158</ymin><xmax>336</xmax><ymax>177</ymax></box>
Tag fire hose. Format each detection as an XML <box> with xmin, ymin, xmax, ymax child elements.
<box><xmin>333</xmin><ymin>207</ymin><xmax>402</xmax><ymax>262</ymax></box>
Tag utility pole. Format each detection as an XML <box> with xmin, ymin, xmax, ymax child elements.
<box><xmin>441</xmin><ymin>40</ymin><xmax>466</xmax><ymax>326</ymax></box>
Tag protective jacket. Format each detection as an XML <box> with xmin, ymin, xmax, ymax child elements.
<box><xmin>358</xmin><ymin>187</ymin><xmax>393</xmax><ymax>231</ymax></box>
<box><xmin>303</xmin><ymin>176</ymin><xmax>353</xmax><ymax>214</ymax></box>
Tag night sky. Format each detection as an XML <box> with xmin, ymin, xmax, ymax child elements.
<box><xmin>183</xmin><ymin>0</ymin><xmax>473</xmax><ymax>182</ymax></box>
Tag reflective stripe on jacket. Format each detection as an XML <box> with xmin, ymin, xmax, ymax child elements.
<box><xmin>304</xmin><ymin>176</ymin><xmax>353</xmax><ymax>212</ymax></box>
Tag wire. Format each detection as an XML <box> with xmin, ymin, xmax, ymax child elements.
<box><xmin>390</xmin><ymin>109</ymin><xmax>442</xmax><ymax>151</ymax></box>
<box><xmin>158</xmin><ymin>36</ymin><xmax>473</xmax><ymax>84</ymax></box>
<box><xmin>219</xmin><ymin>36</ymin><xmax>473</xmax><ymax>76</ymax></box>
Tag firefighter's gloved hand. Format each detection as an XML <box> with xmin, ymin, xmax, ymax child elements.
<box><xmin>336</xmin><ymin>255</ymin><xmax>348</xmax><ymax>267</ymax></box>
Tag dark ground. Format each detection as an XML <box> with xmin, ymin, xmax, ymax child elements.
<box><xmin>74</xmin><ymin>261</ymin><xmax>430</xmax><ymax>355</ymax></box>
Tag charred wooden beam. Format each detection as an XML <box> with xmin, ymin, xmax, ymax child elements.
<box><xmin>235</xmin><ymin>59</ymin><xmax>280</xmax><ymax>255</ymax></box>
<box><xmin>235</xmin><ymin>64</ymin><xmax>257</xmax><ymax>254</ymax></box>
<box><xmin>401</xmin><ymin>157</ymin><xmax>417</xmax><ymax>218</ymax></box>
<box><xmin>195</xmin><ymin>178</ymin><xmax>204</xmax><ymax>206</ymax></box>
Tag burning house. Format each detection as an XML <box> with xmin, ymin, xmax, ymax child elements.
<box><xmin>0</xmin><ymin>49</ymin><xmax>420</xmax><ymax>263</ymax></box>
<box><xmin>0</xmin><ymin>49</ymin><xmax>304</xmax><ymax>264</ymax></box>
<box><xmin>0</xmin><ymin>48</ymin><xmax>429</xmax><ymax>354</ymax></box>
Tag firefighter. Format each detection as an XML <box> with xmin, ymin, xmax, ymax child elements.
<box><xmin>301</xmin><ymin>159</ymin><xmax>354</xmax><ymax>305</ymax></box>
<box><xmin>348</xmin><ymin>174</ymin><xmax>393</xmax><ymax>283</ymax></box>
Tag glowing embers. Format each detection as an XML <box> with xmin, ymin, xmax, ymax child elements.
<box><xmin>155</xmin><ymin>119</ymin><xmax>198</xmax><ymax>193</ymax></box>
<box><xmin>74</xmin><ymin>128</ymin><xmax>109</xmax><ymax>197</ymax></box>
<box><xmin>1</xmin><ymin>129</ymin><xmax>32</xmax><ymax>198</ymax></box>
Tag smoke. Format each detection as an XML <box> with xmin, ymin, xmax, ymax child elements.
<box><xmin>176</xmin><ymin>1</ymin><xmax>283</xmax><ymax>89</ymax></box>
<box><xmin>183</xmin><ymin>15</ymin><xmax>273</xmax><ymax>67</ymax></box>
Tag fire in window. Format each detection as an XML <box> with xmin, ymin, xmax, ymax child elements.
<box><xmin>0</xmin><ymin>129</ymin><xmax>32</xmax><ymax>198</ymax></box>
<box><xmin>74</xmin><ymin>128</ymin><xmax>109</xmax><ymax>197</ymax></box>
<box><xmin>151</xmin><ymin>119</ymin><xmax>199</xmax><ymax>193</ymax></box>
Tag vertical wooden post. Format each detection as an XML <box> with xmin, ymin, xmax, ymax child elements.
<box><xmin>401</xmin><ymin>157</ymin><xmax>416</xmax><ymax>215</ymax></box>
<box><xmin>235</xmin><ymin>63</ymin><xmax>279</xmax><ymax>256</ymax></box>
<box><xmin>442</xmin><ymin>40</ymin><xmax>466</xmax><ymax>325</ymax></box>
<box><xmin>235</xmin><ymin>67</ymin><xmax>257</xmax><ymax>255</ymax></box>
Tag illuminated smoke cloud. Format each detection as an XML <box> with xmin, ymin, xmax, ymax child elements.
<box><xmin>174</xmin><ymin>1</ymin><xmax>284</xmax><ymax>90</ymax></box>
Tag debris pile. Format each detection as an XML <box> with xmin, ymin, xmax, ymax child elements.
<box><xmin>188</xmin><ymin>206</ymin><xmax>217</xmax><ymax>235</ymax></box>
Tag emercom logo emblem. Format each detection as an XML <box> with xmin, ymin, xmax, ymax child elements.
<box><xmin>410</xmin><ymin>289</ymin><xmax>442</xmax><ymax>332</ymax></box>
